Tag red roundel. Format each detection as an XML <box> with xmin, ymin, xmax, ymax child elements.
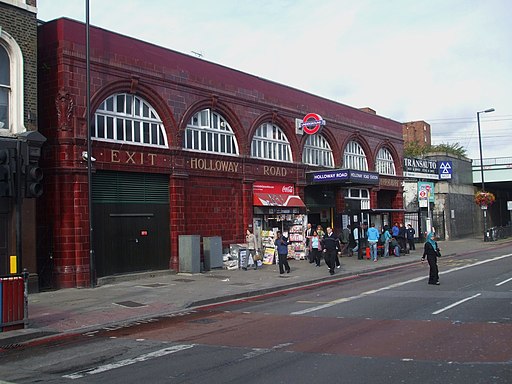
<box><xmin>302</xmin><ymin>113</ymin><xmax>324</xmax><ymax>135</ymax></box>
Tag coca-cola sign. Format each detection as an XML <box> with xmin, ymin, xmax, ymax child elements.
<box><xmin>254</xmin><ymin>182</ymin><xmax>295</xmax><ymax>195</ymax></box>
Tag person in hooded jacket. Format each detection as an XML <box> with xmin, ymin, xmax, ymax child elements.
<box><xmin>421</xmin><ymin>232</ymin><xmax>441</xmax><ymax>285</ymax></box>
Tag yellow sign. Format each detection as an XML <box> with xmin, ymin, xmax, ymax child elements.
<box><xmin>10</xmin><ymin>255</ymin><xmax>17</xmax><ymax>274</ymax></box>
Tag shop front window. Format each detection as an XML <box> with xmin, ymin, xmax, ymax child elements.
<box><xmin>251</xmin><ymin>122</ymin><xmax>291</xmax><ymax>162</ymax></box>
<box><xmin>343</xmin><ymin>141</ymin><xmax>368</xmax><ymax>171</ymax></box>
<box><xmin>302</xmin><ymin>134</ymin><xmax>334</xmax><ymax>168</ymax></box>
<box><xmin>376</xmin><ymin>147</ymin><xmax>396</xmax><ymax>175</ymax></box>
<box><xmin>94</xmin><ymin>93</ymin><xmax>168</xmax><ymax>148</ymax></box>
<box><xmin>184</xmin><ymin>108</ymin><xmax>239</xmax><ymax>155</ymax></box>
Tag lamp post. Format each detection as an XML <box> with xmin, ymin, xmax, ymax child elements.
<box><xmin>477</xmin><ymin>107</ymin><xmax>495</xmax><ymax>241</ymax></box>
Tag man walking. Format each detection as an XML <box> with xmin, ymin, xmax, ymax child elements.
<box><xmin>367</xmin><ymin>223</ymin><xmax>380</xmax><ymax>262</ymax></box>
<box><xmin>339</xmin><ymin>225</ymin><xmax>351</xmax><ymax>256</ymax></box>
<box><xmin>322</xmin><ymin>227</ymin><xmax>339</xmax><ymax>275</ymax></box>
<box><xmin>274</xmin><ymin>231</ymin><xmax>291</xmax><ymax>275</ymax></box>
<box><xmin>406</xmin><ymin>223</ymin><xmax>416</xmax><ymax>251</ymax></box>
<box><xmin>358</xmin><ymin>222</ymin><xmax>368</xmax><ymax>260</ymax></box>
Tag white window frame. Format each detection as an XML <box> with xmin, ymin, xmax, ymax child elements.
<box><xmin>183</xmin><ymin>108</ymin><xmax>239</xmax><ymax>156</ymax></box>
<box><xmin>0</xmin><ymin>30</ymin><xmax>25</xmax><ymax>134</ymax></box>
<box><xmin>343</xmin><ymin>141</ymin><xmax>368</xmax><ymax>171</ymax></box>
<box><xmin>376</xmin><ymin>147</ymin><xmax>396</xmax><ymax>176</ymax></box>
<box><xmin>302</xmin><ymin>134</ymin><xmax>334</xmax><ymax>168</ymax></box>
<box><xmin>94</xmin><ymin>93</ymin><xmax>168</xmax><ymax>148</ymax></box>
<box><xmin>345</xmin><ymin>188</ymin><xmax>371</xmax><ymax>210</ymax></box>
<box><xmin>251</xmin><ymin>122</ymin><xmax>291</xmax><ymax>162</ymax></box>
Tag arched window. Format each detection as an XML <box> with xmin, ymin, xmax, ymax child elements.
<box><xmin>376</xmin><ymin>147</ymin><xmax>396</xmax><ymax>175</ymax></box>
<box><xmin>184</xmin><ymin>108</ymin><xmax>239</xmax><ymax>155</ymax></box>
<box><xmin>251</xmin><ymin>122</ymin><xmax>291</xmax><ymax>162</ymax></box>
<box><xmin>302</xmin><ymin>134</ymin><xmax>334</xmax><ymax>168</ymax></box>
<box><xmin>0</xmin><ymin>45</ymin><xmax>10</xmax><ymax>130</ymax></box>
<box><xmin>0</xmin><ymin>32</ymin><xmax>25</xmax><ymax>133</ymax></box>
<box><xmin>94</xmin><ymin>93</ymin><xmax>168</xmax><ymax>148</ymax></box>
<box><xmin>343</xmin><ymin>141</ymin><xmax>368</xmax><ymax>171</ymax></box>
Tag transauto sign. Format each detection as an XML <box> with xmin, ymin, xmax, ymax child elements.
<box><xmin>301</xmin><ymin>113</ymin><xmax>326</xmax><ymax>135</ymax></box>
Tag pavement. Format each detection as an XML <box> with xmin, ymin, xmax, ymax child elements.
<box><xmin>1</xmin><ymin>236</ymin><xmax>512</xmax><ymax>347</ymax></box>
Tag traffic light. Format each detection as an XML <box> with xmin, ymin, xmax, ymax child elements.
<box><xmin>24</xmin><ymin>145</ymin><xmax>43</xmax><ymax>198</ymax></box>
<box><xmin>0</xmin><ymin>147</ymin><xmax>14</xmax><ymax>197</ymax></box>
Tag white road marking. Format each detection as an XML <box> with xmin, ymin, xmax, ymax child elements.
<box><xmin>496</xmin><ymin>277</ymin><xmax>512</xmax><ymax>286</ymax></box>
<box><xmin>291</xmin><ymin>253</ymin><xmax>512</xmax><ymax>315</ymax></box>
<box><xmin>62</xmin><ymin>344</ymin><xmax>195</xmax><ymax>379</ymax></box>
<box><xmin>432</xmin><ymin>293</ymin><xmax>482</xmax><ymax>315</ymax></box>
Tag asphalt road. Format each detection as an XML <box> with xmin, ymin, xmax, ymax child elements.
<box><xmin>1</xmin><ymin>249</ymin><xmax>511</xmax><ymax>384</ymax></box>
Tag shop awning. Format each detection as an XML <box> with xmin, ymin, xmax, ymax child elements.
<box><xmin>253</xmin><ymin>193</ymin><xmax>306</xmax><ymax>207</ymax></box>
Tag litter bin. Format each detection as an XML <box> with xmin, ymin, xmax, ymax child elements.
<box><xmin>0</xmin><ymin>275</ymin><xmax>26</xmax><ymax>332</ymax></box>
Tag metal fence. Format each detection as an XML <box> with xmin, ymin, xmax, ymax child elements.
<box><xmin>404</xmin><ymin>211</ymin><xmax>446</xmax><ymax>241</ymax></box>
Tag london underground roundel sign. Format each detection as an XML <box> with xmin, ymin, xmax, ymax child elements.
<box><xmin>301</xmin><ymin>113</ymin><xmax>326</xmax><ymax>135</ymax></box>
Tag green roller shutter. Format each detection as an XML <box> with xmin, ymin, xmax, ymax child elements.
<box><xmin>92</xmin><ymin>171</ymin><xmax>169</xmax><ymax>204</ymax></box>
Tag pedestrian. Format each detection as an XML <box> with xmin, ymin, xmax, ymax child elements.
<box><xmin>339</xmin><ymin>224</ymin><xmax>350</xmax><ymax>256</ymax></box>
<box><xmin>397</xmin><ymin>223</ymin><xmax>407</xmax><ymax>254</ymax></box>
<box><xmin>358</xmin><ymin>222</ymin><xmax>368</xmax><ymax>260</ymax></box>
<box><xmin>383</xmin><ymin>226</ymin><xmax>392</xmax><ymax>257</ymax></box>
<box><xmin>243</xmin><ymin>228</ymin><xmax>258</xmax><ymax>270</ymax></box>
<box><xmin>367</xmin><ymin>223</ymin><xmax>380</xmax><ymax>262</ymax></box>
<box><xmin>305</xmin><ymin>223</ymin><xmax>313</xmax><ymax>262</ymax></box>
<box><xmin>322</xmin><ymin>226</ymin><xmax>339</xmax><ymax>275</ymax></box>
<box><xmin>351</xmin><ymin>223</ymin><xmax>360</xmax><ymax>257</ymax></box>
<box><xmin>390</xmin><ymin>237</ymin><xmax>401</xmax><ymax>256</ymax></box>
<box><xmin>348</xmin><ymin>224</ymin><xmax>356</xmax><ymax>256</ymax></box>
<box><xmin>392</xmin><ymin>222</ymin><xmax>399</xmax><ymax>237</ymax></box>
<box><xmin>274</xmin><ymin>230</ymin><xmax>291</xmax><ymax>275</ymax></box>
<box><xmin>406</xmin><ymin>223</ymin><xmax>416</xmax><ymax>251</ymax></box>
<box><xmin>316</xmin><ymin>225</ymin><xmax>325</xmax><ymax>238</ymax></box>
<box><xmin>308</xmin><ymin>230</ymin><xmax>322</xmax><ymax>267</ymax></box>
<box><xmin>421</xmin><ymin>232</ymin><xmax>441</xmax><ymax>285</ymax></box>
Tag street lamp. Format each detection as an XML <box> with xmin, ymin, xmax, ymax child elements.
<box><xmin>476</xmin><ymin>107</ymin><xmax>495</xmax><ymax>241</ymax></box>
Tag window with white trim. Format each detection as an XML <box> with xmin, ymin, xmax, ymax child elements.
<box><xmin>251</xmin><ymin>122</ymin><xmax>291</xmax><ymax>162</ymax></box>
<box><xmin>343</xmin><ymin>141</ymin><xmax>368</xmax><ymax>171</ymax></box>
<box><xmin>184</xmin><ymin>108</ymin><xmax>239</xmax><ymax>155</ymax></box>
<box><xmin>344</xmin><ymin>188</ymin><xmax>371</xmax><ymax>210</ymax></box>
<box><xmin>0</xmin><ymin>32</ymin><xmax>25</xmax><ymax>133</ymax></box>
<box><xmin>302</xmin><ymin>134</ymin><xmax>334</xmax><ymax>168</ymax></box>
<box><xmin>376</xmin><ymin>147</ymin><xmax>396</xmax><ymax>175</ymax></box>
<box><xmin>94</xmin><ymin>93</ymin><xmax>168</xmax><ymax>147</ymax></box>
<box><xmin>0</xmin><ymin>45</ymin><xmax>9</xmax><ymax>130</ymax></box>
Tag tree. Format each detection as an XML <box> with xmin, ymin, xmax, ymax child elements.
<box><xmin>404</xmin><ymin>141</ymin><xmax>467</xmax><ymax>158</ymax></box>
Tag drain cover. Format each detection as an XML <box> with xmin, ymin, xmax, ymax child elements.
<box><xmin>114</xmin><ymin>301</ymin><xmax>147</xmax><ymax>308</ymax></box>
<box><xmin>189</xmin><ymin>318</ymin><xmax>217</xmax><ymax>324</ymax></box>
<box><xmin>138</xmin><ymin>283</ymin><xmax>167</xmax><ymax>288</ymax></box>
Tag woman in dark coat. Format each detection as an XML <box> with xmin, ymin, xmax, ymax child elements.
<box><xmin>421</xmin><ymin>232</ymin><xmax>440</xmax><ymax>285</ymax></box>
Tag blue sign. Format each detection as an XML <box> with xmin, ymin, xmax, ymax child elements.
<box><xmin>307</xmin><ymin>169</ymin><xmax>379</xmax><ymax>185</ymax></box>
<box><xmin>438</xmin><ymin>161</ymin><xmax>452</xmax><ymax>180</ymax></box>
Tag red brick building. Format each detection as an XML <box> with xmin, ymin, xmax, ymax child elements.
<box><xmin>37</xmin><ymin>18</ymin><xmax>404</xmax><ymax>289</ymax></box>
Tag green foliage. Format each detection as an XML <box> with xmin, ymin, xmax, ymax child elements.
<box><xmin>404</xmin><ymin>141</ymin><xmax>429</xmax><ymax>157</ymax></box>
<box><xmin>430</xmin><ymin>142</ymin><xmax>467</xmax><ymax>157</ymax></box>
<box><xmin>404</xmin><ymin>141</ymin><xmax>467</xmax><ymax>158</ymax></box>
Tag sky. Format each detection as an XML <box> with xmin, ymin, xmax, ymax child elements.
<box><xmin>36</xmin><ymin>0</ymin><xmax>512</xmax><ymax>161</ymax></box>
